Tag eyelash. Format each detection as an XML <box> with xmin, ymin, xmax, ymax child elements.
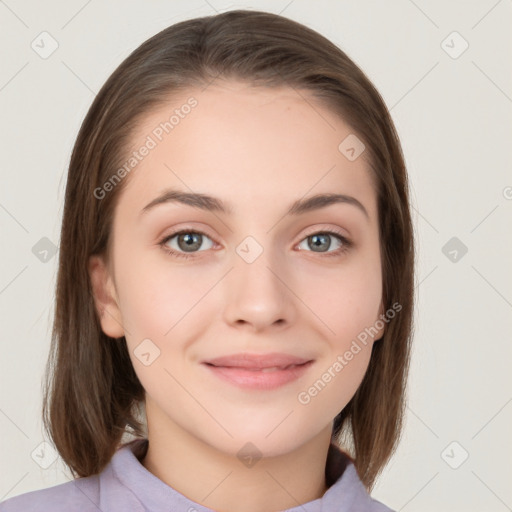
<box><xmin>158</xmin><ymin>227</ymin><xmax>353</xmax><ymax>260</ymax></box>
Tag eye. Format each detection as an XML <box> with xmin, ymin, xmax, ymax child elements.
<box><xmin>159</xmin><ymin>230</ymin><xmax>215</xmax><ymax>260</ymax></box>
<box><xmin>296</xmin><ymin>229</ymin><xmax>352</xmax><ymax>257</ymax></box>
<box><xmin>159</xmin><ymin>227</ymin><xmax>353</xmax><ymax>260</ymax></box>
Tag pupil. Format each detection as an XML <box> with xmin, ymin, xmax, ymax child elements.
<box><xmin>311</xmin><ymin>234</ymin><xmax>330</xmax><ymax>252</ymax></box>
<box><xmin>180</xmin><ymin>233</ymin><xmax>201</xmax><ymax>251</ymax></box>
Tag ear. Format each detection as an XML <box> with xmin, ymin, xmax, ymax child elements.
<box><xmin>88</xmin><ymin>255</ymin><xmax>125</xmax><ymax>338</ymax></box>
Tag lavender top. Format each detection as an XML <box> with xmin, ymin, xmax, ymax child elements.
<box><xmin>0</xmin><ymin>438</ymin><xmax>394</xmax><ymax>511</ymax></box>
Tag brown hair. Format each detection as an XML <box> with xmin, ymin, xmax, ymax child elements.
<box><xmin>42</xmin><ymin>9</ymin><xmax>414</xmax><ymax>491</ymax></box>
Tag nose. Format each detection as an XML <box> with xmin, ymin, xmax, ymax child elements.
<box><xmin>222</xmin><ymin>244</ymin><xmax>297</xmax><ymax>332</ymax></box>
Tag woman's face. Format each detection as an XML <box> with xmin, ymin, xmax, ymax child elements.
<box><xmin>90</xmin><ymin>80</ymin><xmax>384</xmax><ymax>458</ymax></box>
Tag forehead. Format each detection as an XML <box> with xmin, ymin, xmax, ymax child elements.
<box><xmin>115</xmin><ymin>80</ymin><xmax>377</xmax><ymax>219</ymax></box>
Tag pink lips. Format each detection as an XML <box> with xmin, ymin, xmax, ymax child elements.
<box><xmin>202</xmin><ymin>353</ymin><xmax>314</xmax><ymax>390</ymax></box>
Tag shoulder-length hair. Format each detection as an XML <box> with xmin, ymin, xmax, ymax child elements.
<box><xmin>42</xmin><ymin>9</ymin><xmax>414</xmax><ymax>491</ymax></box>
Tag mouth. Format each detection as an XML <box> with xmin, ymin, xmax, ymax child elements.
<box><xmin>206</xmin><ymin>363</ymin><xmax>304</xmax><ymax>372</ymax></box>
<box><xmin>201</xmin><ymin>353</ymin><xmax>314</xmax><ymax>390</ymax></box>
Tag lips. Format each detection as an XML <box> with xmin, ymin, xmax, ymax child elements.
<box><xmin>202</xmin><ymin>353</ymin><xmax>314</xmax><ymax>390</ymax></box>
<box><xmin>203</xmin><ymin>352</ymin><xmax>312</xmax><ymax>370</ymax></box>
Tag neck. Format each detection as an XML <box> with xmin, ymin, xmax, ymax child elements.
<box><xmin>141</xmin><ymin>416</ymin><xmax>332</xmax><ymax>512</ymax></box>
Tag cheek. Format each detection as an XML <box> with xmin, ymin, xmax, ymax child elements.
<box><xmin>115</xmin><ymin>264</ymin><xmax>205</xmax><ymax>395</ymax></box>
<box><xmin>296</xmin><ymin>344</ymin><xmax>373</xmax><ymax>426</ymax></box>
<box><xmin>297</xmin><ymin>252</ymin><xmax>382</xmax><ymax>344</ymax></box>
<box><xmin>292</xmin><ymin>251</ymin><xmax>381</xmax><ymax>413</ymax></box>
<box><xmin>115</xmin><ymin>254</ymin><xmax>212</xmax><ymax>341</ymax></box>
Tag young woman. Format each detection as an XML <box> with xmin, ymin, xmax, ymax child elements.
<box><xmin>1</xmin><ymin>9</ymin><xmax>414</xmax><ymax>512</ymax></box>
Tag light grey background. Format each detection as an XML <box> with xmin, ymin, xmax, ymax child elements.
<box><xmin>1</xmin><ymin>1</ymin><xmax>511</xmax><ymax>511</ymax></box>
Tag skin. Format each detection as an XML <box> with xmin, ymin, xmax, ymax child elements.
<box><xmin>89</xmin><ymin>80</ymin><xmax>384</xmax><ymax>512</ymax></box>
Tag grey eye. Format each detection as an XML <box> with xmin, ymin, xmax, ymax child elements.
<box><xmin>166</xmin><ymin>232</ymin><xmax>214</xmax><ymax>253</ymax></box>
<box><xmin>297</xmin><ymin>233</ymin><xmax>344</xmax><ymax>253</ymax></box>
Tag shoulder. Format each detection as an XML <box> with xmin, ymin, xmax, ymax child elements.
<box><xmin>0</xmin><ymin>476</ymin><xmax>100</xmax><ymax>512</ymax></box>
<box><xmin>338</xmin><ymin>463</ymin><xmax>396</xmax><ymax>512</ymax></box>
<box><xmin>324</xmin><ymin>444</ymin><xmax>395</xmax><ymax>512</ymax></box>
<box><xmin>0</xmin><ymin>439</ymin><xmax>148</xmax><ymax>512</ymax></box>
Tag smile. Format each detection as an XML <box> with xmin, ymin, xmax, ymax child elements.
<box><xmin>202</xmin><ymin>360</ymin><xmax>314</xmax><ymax>390</ymax></box>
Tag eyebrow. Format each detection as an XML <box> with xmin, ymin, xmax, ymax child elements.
<box><xmin>140</xmin><ymin>189</ymin><xmax>369</xmax><ymax>219</ymax></box>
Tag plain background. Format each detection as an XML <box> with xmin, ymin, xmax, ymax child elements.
<box><xmin>0</xmin><ymin>1</ymin><xmax>511</xmax><ymax>511</ymax></box>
